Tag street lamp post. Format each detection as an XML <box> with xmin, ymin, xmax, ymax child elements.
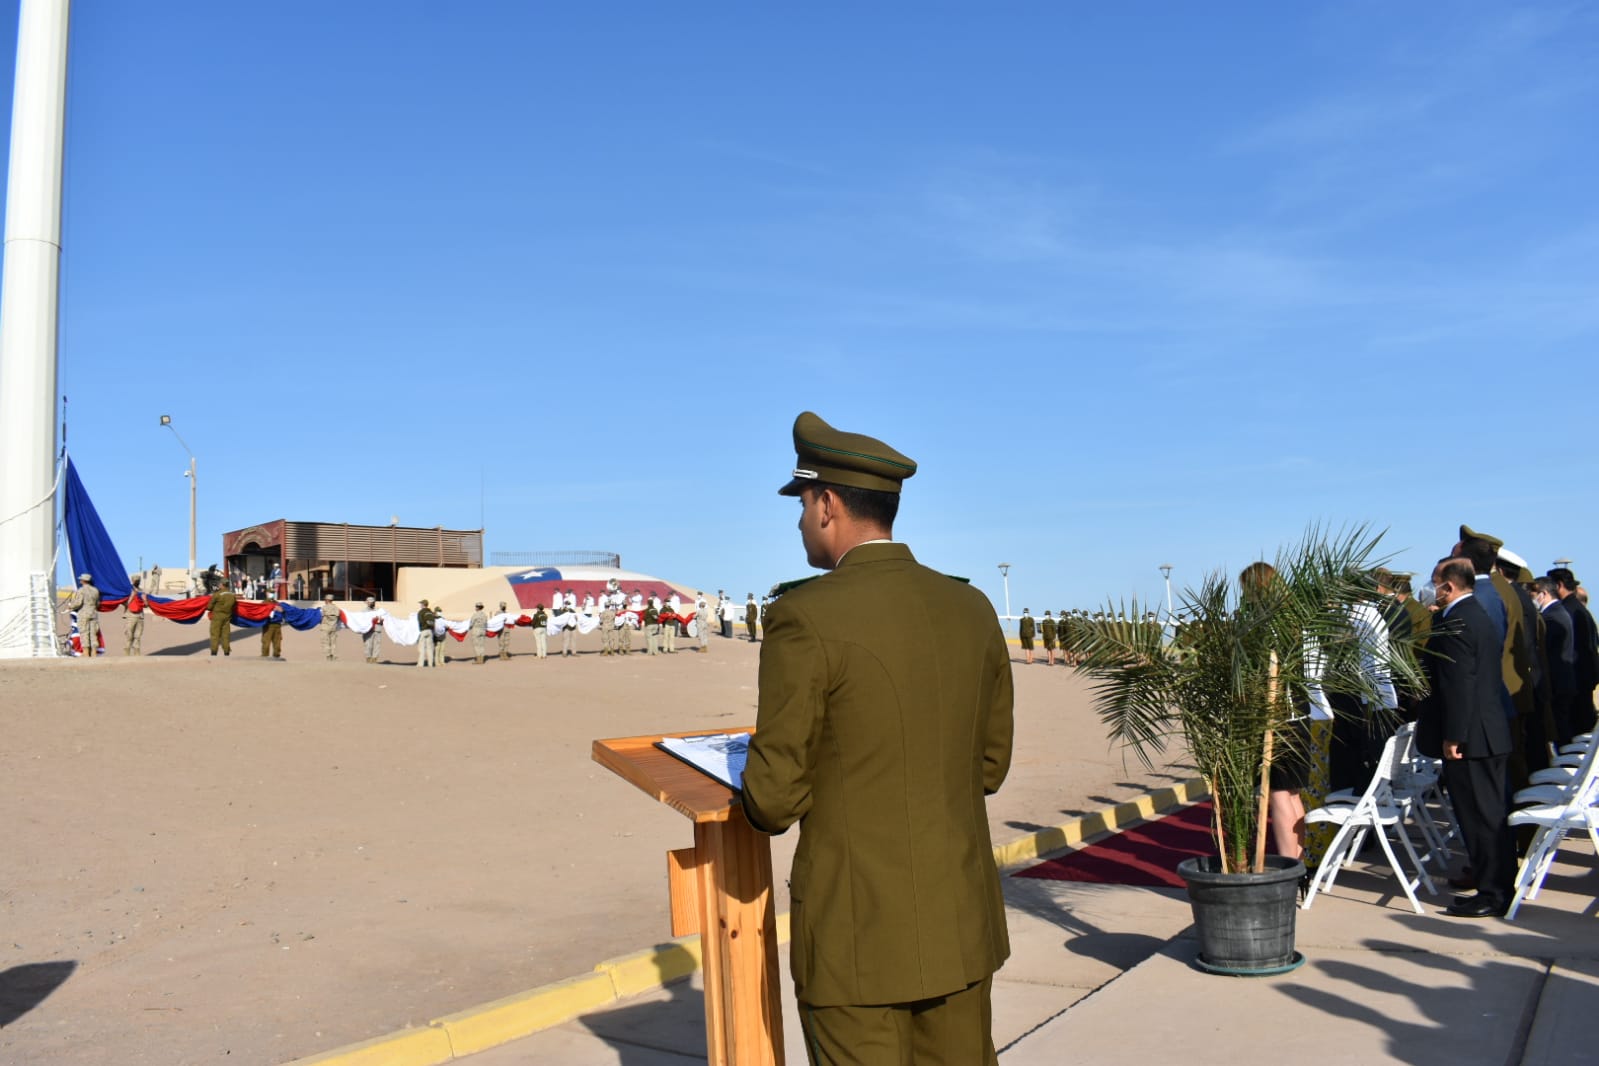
<box><xmin>1159</xmin><ymin>563</ymin><xmax>1174</xmax><ymax>617</ymax></box>
<box><xmin>997</xmin><ymin>562</ymin><xmax>1011</xmax><ymax>621</ymax></box>
<box><xmin>159</xmin><ymin>416</ymin><xmax>197</xmax><ymax>594</ymax></box>
<box><xmin>1554</xmin><ymin>557</ymin><xmax>1574</xmax><ymax>574</ymax></box>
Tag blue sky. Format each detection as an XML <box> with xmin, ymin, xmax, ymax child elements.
<box><xmin>4</xmin><ymin>2</ymin><xmax>1596</xmax><ymax>613</ymax></box>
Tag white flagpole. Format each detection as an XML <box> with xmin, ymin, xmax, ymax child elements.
<box><xmin>0</xmin><ymin>0</ymin><xmax>71</xmax><ymax>658</ymax></box>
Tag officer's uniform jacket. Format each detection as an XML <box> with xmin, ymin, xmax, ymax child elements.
<box><xmin>742</xmin><ymin>542</ymin><xmax>1014</xmax><ymax>1008</ymax></box>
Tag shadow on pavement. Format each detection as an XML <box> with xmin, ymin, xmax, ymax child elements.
<box><xmin>0</xmin><ymin>961</ymin><xmax>77</xmax><ymax>1026</ymax></box>
<box><xmin>575</xmin><ymin>975</ymin><xmax>706</xmax><ymax>1063</ymax></box>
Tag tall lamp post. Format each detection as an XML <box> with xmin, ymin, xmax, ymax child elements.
<box><xmin>159</xmin><ymin>415</ymin><xmax>197</xmax><ymax>593</ymax></box>
<box><xmin>1159</xmin><ymin>563</ymin><xmax>1173</xmax><ymax>617</ymax></box>
<box><xmin>997</xmin><ymin>562</ymin><xmax>1012</xmax><ymax>621</ymax></box>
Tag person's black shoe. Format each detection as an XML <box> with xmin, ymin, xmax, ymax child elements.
<box><xmin>1444</xmin><ymin>897</ymin><xmax>1505</xmax><ymax>918</ymax></box>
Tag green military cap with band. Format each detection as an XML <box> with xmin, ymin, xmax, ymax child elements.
<box><xmin>777</xmin><ymin>411</ymin><xmax>917</xmax><ymax>496</ymax></box>
<box><xmin>1459</xmin><ymin>523</ymin><xmax>1504</xmax><ymax>550</ymax></box>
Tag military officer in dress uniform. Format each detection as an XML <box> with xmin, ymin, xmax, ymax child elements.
<box><xmin>531</xmin><ymin>602</ymin><xmax>549</xmax><ymax>659</ymax></box>
<box><xmin>497</xmin><ymin>600</ymin><xmax>513</xmax><ymax>660</ymax></box>
<box><xmin>1041</xmin><ymin>610</ymin><xmax>1057</xmax><ymax>666</ymax></box>
<box><xmin>64</xmin><ymin>573</ymin><xmax>101</xmax><ymax>657</ymax></box>
<box><xmin>416</xmin><ymin>599</ymin><xmax>435</xmax><ymax>667</ymax></box>
<box><xmin>745</xmin><ymin>593</ymin><xmax>759</xmax><ymax>642</ymax></box>
<box><xmin>124</xmin><ymin>575</ymin><xmax>148</xmax><ymax>656</ymax></box>
<box><xmin>209</xmin><ymin>584</ymin><xmax>238</xmax><ymax>656</ymax></box>
<box><xmin>319</xmin><ymin>594</ymin><xmax>340</xmax><ymax>660</ymax></box>
<box><xmin>742</xmin><ymin>411</ymin><xmax>1012</xmax><ymax>1064</ymax></box>
<box><xmin>261</xmin><ymin>590</ymin><xmax>285</xmax><ymax>658</ymax></box>
<box><xmin>469</xmin><ymin>602</ymin><xmax>489</xmax><ymax>664</ymax></box>
<box><xmin>1018</xmin><ymin>607</ymin><xmax>1035</xmax><ymax>664</ymax></box>
<box><xmin>363</xmin><ymin>596</ymin><xmax>383</xmax><ymax>663</ymax></box>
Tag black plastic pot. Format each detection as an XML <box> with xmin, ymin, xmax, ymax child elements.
<box><xmin>1177</xmin><ymin>855</ymin><xmax>1305</xmax><ymax>975</ymax></box>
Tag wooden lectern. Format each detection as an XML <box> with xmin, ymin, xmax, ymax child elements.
<box><xmin>593</xmin><ymin>729</ymin><xmax>785</xmax><ymax>1066</ymax></box>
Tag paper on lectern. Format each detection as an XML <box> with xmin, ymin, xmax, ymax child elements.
<box><xmin>656</xmin><ymin>733</ymin><xmax>750</xmax><ymax>790</ymax></box>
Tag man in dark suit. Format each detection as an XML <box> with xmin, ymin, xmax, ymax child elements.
<box><xmin>743</xmin><ymin>412</ymin><xmax>1013</xmax><ymax>1065</ymax></box>
<box><xmin>1532</xmin><ymin>578</ymin><xmax>1577</xmax><ymax>745</ymax></box>
<box><xmin>1418</xmin><ymin>558</ymin><xmax>1515</xmax><ymax>917</ymax></box>
<box><xmin>1549</xmin><ymin>568</ymin><xmax>1597</xmax><ymax>739</ymax></box>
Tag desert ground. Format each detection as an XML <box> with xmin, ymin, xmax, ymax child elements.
<box><xmin>0</xmin><ymin>613</ymin><xmax>1188</xmax><ymax>1065</ymax></box>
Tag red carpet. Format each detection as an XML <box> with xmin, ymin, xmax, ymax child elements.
<box><xmin>1014</xmin><ymin>801</ymin><xmax>1275</xmax><ymax>888</ymax></box>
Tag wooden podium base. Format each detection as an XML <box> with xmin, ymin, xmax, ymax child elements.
<box><xmin>595</xmin><ymin>731</ymin><xmax>785</xmax><ymax>1066</ymax></box>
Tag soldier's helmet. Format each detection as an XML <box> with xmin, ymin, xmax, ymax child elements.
<box><xmin>78</xmin><ymin>572</ymin><xmax>92</xmax><ymax>582</ymax></box>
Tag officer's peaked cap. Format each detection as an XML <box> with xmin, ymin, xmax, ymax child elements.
<box><xmin>778</xmin><ymin>411</ymin><xmax>917</xmax><ymax>497</ymax></box>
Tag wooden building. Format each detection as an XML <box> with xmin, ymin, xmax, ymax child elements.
<box><xmin>221</xmin><ymin>520</ymin><xmax>482</xmax><ymax>601</ymax></box>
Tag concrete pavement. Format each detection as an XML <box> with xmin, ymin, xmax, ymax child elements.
<box><xmin>437</xmin><ymin>831</ymin><xmax>1599</xmax><ymax>1064</ymax></box>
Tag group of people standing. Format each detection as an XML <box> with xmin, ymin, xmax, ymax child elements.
<box><xmin>1015</xmin><ymin>607</ymin><xmax>1152</xmax><ymax>665</ymax></box>
<box><xmin>1257</xmin><ymin>524</ymin><xmax>1595</xmax><ymax>919</ymax></box>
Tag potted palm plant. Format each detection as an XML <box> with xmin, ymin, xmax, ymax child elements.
<box><xmin>1074</xmin><ymin>526</ymin><xmax>1415</xmax><ymax>975</ymax></box>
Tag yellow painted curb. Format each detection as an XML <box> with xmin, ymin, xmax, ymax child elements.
<box><xmin>595</xmin><ymin>938</ymin><xmax>702</xmax><ymax>999</ymax></box>
<box><xmin>287</xmin><ymin>1023</ymin><xmax>453</xmax><ymax>1066</ymax></box>
<box><xmin>288</xmin><ymin>783</ymin><xmax>1204</xmax><ymax>1065</ymax></box>
<box><xmin>992</xmin><ymin>776</ymin><xmax>1208</xmax><ymax>869</ymax></box>
<box><xmin>433</xmin><ymin>971</ymin><xmax>616</xmax><ymax>1058</ymax></box>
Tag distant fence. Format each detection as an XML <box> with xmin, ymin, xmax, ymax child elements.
<box><xmin>490</xmin><ymin>551</ymin><xmax>621</xmax><ymax>569</ymax></box>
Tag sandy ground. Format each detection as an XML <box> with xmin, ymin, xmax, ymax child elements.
<box><xmin>0</xmin><ymin>617</ymin><xmax>1188</xmax><ymax>1065</ymax></box>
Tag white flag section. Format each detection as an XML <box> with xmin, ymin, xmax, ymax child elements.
<box><xmin>339</xmin><ymin>610</ymin><xmax>534</xmax><ymax>647</ymax></box>
<box><xmin>548</xmin><ymin>610</ymin><xmax>600</xmax><ymax>636</ymax></box>
<box><xmin>656</xmin><ymin>733</ymin><xmax>751</xmax><ymax>790</ymax></box>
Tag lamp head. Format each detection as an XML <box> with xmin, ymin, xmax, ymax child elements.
<box><xmin>160</xmin><ymin>415</ymin><xmax>172</xmax><ymax>426</ymax></box>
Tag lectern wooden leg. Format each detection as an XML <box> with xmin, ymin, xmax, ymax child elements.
<box><xmin>693</xmin><ymin>814</ymin><xmax>784</xmax><ymax>1066</ymax></box>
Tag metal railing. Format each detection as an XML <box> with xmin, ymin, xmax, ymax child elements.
<box><xmin>490</xmin><ymin>551</ymin><xmax>621</xmax><ymax>569</ymax></box>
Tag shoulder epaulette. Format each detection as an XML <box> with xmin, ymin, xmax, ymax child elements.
<box><xmin>769</xmin><ymin>575</ymin><xmax>820</xmax><ymax>599</ymax></box>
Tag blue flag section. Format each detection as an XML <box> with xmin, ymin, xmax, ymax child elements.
<box><xmin>63</xmin><ymin>458</ymin><xmax>133</xmax><ymax>600</ymax></box>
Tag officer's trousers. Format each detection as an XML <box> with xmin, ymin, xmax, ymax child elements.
<box><xmin>797</xmin><ymin>976</ymin><xmax>996</xmax><ymax>1066</ymax></box>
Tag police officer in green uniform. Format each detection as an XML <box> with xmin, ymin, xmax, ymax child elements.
<box><xmin>1041</xmin><ymin>610</ymin><xmax>1057</xmax><ymax>666</ymax></box>
<box><xmin>643</xmin><ymin>600</ymin><xmax>660</xmax><ymax>656</ymax></box>
<box><xmin>742</xmin><ymin>411</ymin><xmax>1012</xmax><ymax>1065</ymax></box>
<box><xmin>745</xmin><ymin>593</ymin><xmax>759</xmax><ymax>642</ymax></box>
<box><xmin>1018</xmin><ymin>607</ymin><xmax>1035</xmax><ymax>664</ymax></box>
<box><xmin>209</xmin><ymin>585</ymin><xmax>238</xmax><ymax>656</ymax></box>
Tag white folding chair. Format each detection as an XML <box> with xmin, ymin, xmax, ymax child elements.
<box><xmin>1323</xmin><ymin>723</ymin><xmax>1454</xmax><ymax>870</ymax></box>
<box><xmin>1505</xmin><ymin>741</ymin><xmax>1599</xmax><ymax>921</ymax></box>
<box><xmin>1303</xmin><ymin>732</ymin><xmax>1437</xmax><ymax>914</ymax></box>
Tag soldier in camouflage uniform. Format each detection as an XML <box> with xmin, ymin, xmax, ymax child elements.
<box><xmin>64</xmin><ymin>573</ymin><xmax>101</xmax><ymax>658</ymax></box>
<box><xmin>497</xmin><ymin>600</ymin><xmax>513</xmax><ymax>660</ymax></box>
<box><xmin>599</xmin><ymin>599</ymin><xmax>617</xmax><ymax>655</ymax></box>
<box><xmin>362</xmin><ymin>596</ymin><xmax>383</xmax><ymax>663</ymax></box>
<box><xmin>124</xmin><ymin>575</ymin><xmax>148</xmax><ymax>656</ymax></box>
<box><xmin>469</xmin><ymin>602</ymin><xmax>489</xmax><ymax>664</ymax></box>
<box><xmin>319</xmin><ymin>594</ymin><xmax>340</xmax><ymax>660</ymax></box>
